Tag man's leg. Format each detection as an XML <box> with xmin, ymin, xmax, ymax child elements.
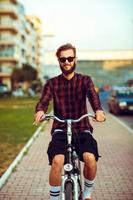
<box><xmin>49</xmin><ymin>154</ymin><xmax>64</xmax><ymax>200</ymax></box>
<box><xmin>82</xmin><ymin>152</ymin><xmax>97</xmax><ymax>200</ymax></box>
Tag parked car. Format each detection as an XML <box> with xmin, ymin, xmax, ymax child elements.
<box><xmin>107</xmin><ymin>87</ymin><xmax>133</xmax><ymax>115</ymax></box>
<box><xmin>0</xmin><ymin>84</ymin><xmax>11</xmax><ymax>97</ymax></box>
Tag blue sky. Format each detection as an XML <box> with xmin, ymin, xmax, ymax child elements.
<box><xmin>20</xmin><ymin>0</ymin><xmax>133</xmax><ymax>51</ymax></box>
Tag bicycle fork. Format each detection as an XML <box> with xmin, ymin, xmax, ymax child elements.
<box><xmin>61</xmin><ymin>174</ymin><xmax>79</xmax><ymax>200</ymax></box>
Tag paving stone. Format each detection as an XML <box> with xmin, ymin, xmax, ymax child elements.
<box><xmin>0</xmin><ymin>113</ymin><xmax>133</xmax><ymax>199</ymax></box>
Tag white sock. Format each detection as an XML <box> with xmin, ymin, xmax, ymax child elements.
<box><xmin>50</xmin><ymin>185</ymin><xmax>61</xmax><ymax>200</ymax></box>
<box><xmin>83</xmin><ymin>178</ymin><xmax>94</xmax><ymax>199</ymax></box>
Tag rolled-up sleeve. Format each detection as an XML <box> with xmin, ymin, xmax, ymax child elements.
<box><xmin>36</xmin><ymin>80</ymin><xmax>53</xmax><ymax>113</ymax></box>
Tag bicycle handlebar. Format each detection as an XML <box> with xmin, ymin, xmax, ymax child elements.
<box><xmin>41</xmin><ymin>113</ymin><xmax>95</xmax><ymax>123</ymax></box>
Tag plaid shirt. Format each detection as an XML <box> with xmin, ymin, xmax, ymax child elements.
<box><xmin>36</xmin><ymin>73</ymin><xmax>103</xmax><ymax>133</ymax></box>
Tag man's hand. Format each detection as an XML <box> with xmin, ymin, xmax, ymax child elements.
<box><xmin>33</xmin><ymin>111</ymin><xmax>45</xmax><ymax>126</ymax></box>
<box><xmin>93</xmin><ymin>110</ymin><xmax>106</xmax><ymax>122</ymax></box>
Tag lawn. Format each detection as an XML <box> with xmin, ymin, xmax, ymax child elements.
<box><xmin>0</xmin><ymin>97</ymin><xmax>42</xmax><ymax>177</ymax></box>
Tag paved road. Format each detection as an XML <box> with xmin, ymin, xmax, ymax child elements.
<box><xmin>0</xmin><ymin>112</ymin><xmax>133</xmax><ymax>200</ymax></box>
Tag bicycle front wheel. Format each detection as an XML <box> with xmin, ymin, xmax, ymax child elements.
<box><xmin>65</xmin><ymin>181</ymin><xmax>73</xmax><ymax>200</ymax></box>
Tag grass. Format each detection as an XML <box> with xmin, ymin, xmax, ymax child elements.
<box><xmin>0</xmin><ymin>96</ymin><xmax>47</xmax><ymax>177</ymax></box>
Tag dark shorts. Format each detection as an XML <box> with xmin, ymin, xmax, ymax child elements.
<box><xmin>47</xmin><ymin>131</ymin><xmax>100</xmax><ymax>165</ymax></box>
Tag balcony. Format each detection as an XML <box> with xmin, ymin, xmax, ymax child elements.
<box><xmin>0</xmin><ymin>47</ymin><xmax>19</xmax><ymax>63</ymax></box>
<box><xmin>0</xmin><ymin>10</ymin><xmax>18</xmax><ymax>19</ymax></box>
<box><xmin>0</xmin><ymin>33</ymin><xmax>18</xmax><ymax>44</ymax></box>
<box><xmin>0</xmin><ymin>72</ymin><xmax>11</xmax><ymax>78</ymax></box>
<box><xmin>0</xmin><ymin>25</ymin><xmax>18</xmax><ymax>34</ymax></box>
<box><xmin>0</xmin><ymin>4</ymin><xmax>19</xmax><ymax>19</ymax></box>
<box><xmin>0</xmin><ymin>56</ymin><xmax>19</xmax><ymax>64</ymax></box>
<box><xmin>0</xmin><ymin>40</ymin><xmax>16</xmax><ymax>46</ymax></box>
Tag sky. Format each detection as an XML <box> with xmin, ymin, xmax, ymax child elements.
<box><xmin>20</xmin><ymin>0</ymin><xmax>133</xmax><ymax>51</ymax></box>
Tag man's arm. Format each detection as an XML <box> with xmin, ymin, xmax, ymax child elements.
<box><xmin>34</xmin><ymin>80</ymin><xmax>52</xmax><ymax>125</ymax></box>
<box><xmin>86</xmin><ymin>77</ymin><xmax>106</xmax><ymax>122</ymax></box>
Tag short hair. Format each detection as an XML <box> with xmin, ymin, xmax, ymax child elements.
<box><xmin>56</xmin><ymin>43</ymin><xmax>76</xmax><ymax>58</ymax></box>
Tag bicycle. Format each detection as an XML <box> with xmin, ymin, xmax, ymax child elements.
<box><xmin>41</xmin><ymin>113</ymin><xmax>94</xmax><ymax>200</ymax></box>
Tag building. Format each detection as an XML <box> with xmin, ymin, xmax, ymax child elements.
<box><xmin>26</xmin><ymin>15</ymin><xmax>44</xmax><ymax>81</ymax></box>
<box><xmin>43</xmin><ymin>49</ymin><xmax>133</xmax><ymax>85</ymax></box>
<box><xmin>0</xmin><ymin>0</ymin><xmax>26</xmax><ymax>88</ymax></box>
<box><xmin>77</xmin><ymin>49</ymin><xmax>133</xmax><ymax>85</ymax></box>
<box><xmin>0</xmin><ymin>0</ymin><xmax>43</xmax><ymax>89</ymax></box>
<box><xmin>77</xmin><ymin>49</ymin><xmax>133</xmax><ymax>70</ymax></box>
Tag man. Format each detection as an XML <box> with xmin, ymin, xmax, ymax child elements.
<box><xmin>34</xmin><ymin>43</ymin><xmax>106</xmax><ymax>200</ymax></box>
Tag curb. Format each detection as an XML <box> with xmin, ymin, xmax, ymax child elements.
<box><xmin>0</xmin><ymin>121</ymin><xmax>46</xmax><ymax>189</ymax></box>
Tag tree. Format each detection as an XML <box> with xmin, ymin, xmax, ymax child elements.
<box><xmin>11</xmin><ymin>68</ymin><xmax>23</xmax><ymax>89</ymax></box>
<box><xmin>12</xmin><ymin>68</ymin><xmax>23</xmax><ymax>82</ymax></box>
<box><xmin>22</xmin><ymin>64</ymin><xmax>38</xmax><ymax>82</ymax></box>
<box><xmin>11</xmin><ymin>64</ymin><xmax>38</xmax><ymax>90</ymax></box>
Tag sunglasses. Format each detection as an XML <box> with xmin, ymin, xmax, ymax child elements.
<box><xmin>59</xmin><ymin>56</ymin><xmax>75</xmax><ymax>63</ymax></box>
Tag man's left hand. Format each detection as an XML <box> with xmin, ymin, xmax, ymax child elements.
<box><xmin>93</xmin><ymin>110</ymin><xmax>106</xmax><ymax>122</ymax></box>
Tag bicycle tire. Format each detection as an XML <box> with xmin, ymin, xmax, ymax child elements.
<box><xmin>65</xmin><ymin>181</ymin><xmax>73</xmax><ymax>200</ymax></box>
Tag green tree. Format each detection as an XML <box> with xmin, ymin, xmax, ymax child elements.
<box><xmin>12</xmin><ymin>68</ymin><xmax>23</xmax><ymax>82</ymax></box>
<box><xmin>22</xmin><ymin>64</ymin><xmax>37</xmax><ymax>82</ymax></box>
<box><xmin>11</xmin><ymin>68</ymin><xmax>23</xmax><ymax>89</ymax></box>
<box><xmin>11</xmin><ymin>64</ymin><xmax>38</xmax><ymax>90</ymax></box>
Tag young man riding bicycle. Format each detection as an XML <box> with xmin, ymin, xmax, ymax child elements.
<box><xmin>34</xmin><ymin>43</ymin><xmax>106</xmax><ymax>200</ymax></box>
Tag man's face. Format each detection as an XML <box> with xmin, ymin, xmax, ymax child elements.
<box><xmin>58</xmin><ymin>49</ymin><xmax>76</xmax><ymax>75</ymax></box>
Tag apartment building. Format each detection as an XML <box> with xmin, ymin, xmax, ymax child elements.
<box><xmin>0</xmin><ymin>0</ymin><xmax>43</xmax><ymax>89</ymax></box>
<box><xmin>26</xmin><ymin>15</ymin><xmax>44</xmax><ymax>80</ymax></box>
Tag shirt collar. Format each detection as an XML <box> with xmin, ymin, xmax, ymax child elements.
<box><xmin>61</xmin><ymin>72</ymin><xmax>77</xmax><ymax>82</ymax></box>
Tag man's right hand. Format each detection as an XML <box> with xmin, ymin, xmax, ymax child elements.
<box><xmin>33</xmin><ymin>111</ymin><xmax>45</xmax><ymax>126</ymax></box>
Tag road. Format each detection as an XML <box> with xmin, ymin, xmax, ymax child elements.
<box><xmin>99</xmin><ymin>91</ymin><xmax>133</xmax><ymax>131</ymax></box>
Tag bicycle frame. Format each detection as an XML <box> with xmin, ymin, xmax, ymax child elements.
<box><xmin>42</xmin><ymin>113</ymin><xmax>94</xmax><ymax>200</ymax></box>
<box><xmin>61</xmin><ymin>119</ymin><xmax>80</xmax><ymax>200</ymax></box>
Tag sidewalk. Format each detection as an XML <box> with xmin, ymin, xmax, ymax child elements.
<box><xmin>0</xmin><ymin>113</ymin><xmax>133</xmax><ymax>200</ymax></box>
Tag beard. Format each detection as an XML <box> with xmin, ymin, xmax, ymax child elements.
<box><xmin>60</xmin><ymin>62</ymin><xmax>76</xmax><ymax>75</ymax></box>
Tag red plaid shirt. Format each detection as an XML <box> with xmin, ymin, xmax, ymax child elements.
<box><xmin>36</xmin><ymin>73</ymin><xmax>103</xmax><ymax>132</ymax></box>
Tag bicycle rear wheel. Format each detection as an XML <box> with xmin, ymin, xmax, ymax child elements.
<box><xmin>65</xmin><ymin>181</ymin><xmax>73</xmax><ymax>200</ymax></box>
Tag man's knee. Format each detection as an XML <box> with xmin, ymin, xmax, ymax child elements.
<box><xmin>83</xmin><ymin>152</ymin><xmax>96</xmax><ymax>166</ymax></box>
<box><xmin>52</xmin><ymin>154</ymin><xmax>64</xmax><ymax>169</ymax></box>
